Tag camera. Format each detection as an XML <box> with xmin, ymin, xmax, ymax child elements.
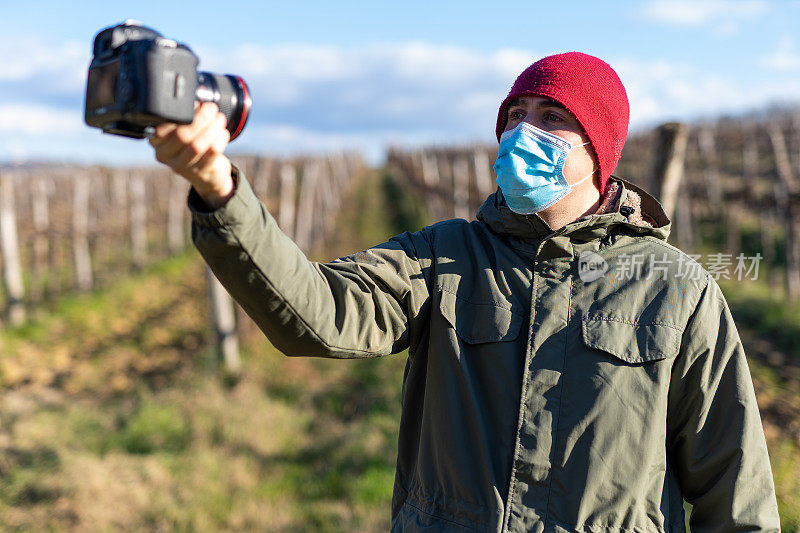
<box><xmin>84</xmin><ymin>21</ymin><xmax>251</xmax><ymax>141</ymax></box>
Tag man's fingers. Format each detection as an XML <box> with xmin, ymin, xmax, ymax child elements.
<box><xmin>209</xmin><ymin>123</ymin><xmax>231</xmax><ymax>155</ymax></box>
<box><xmin>171</xmin><ymin>103</ymin><xmax>217</xmax><ymax>144</ymax></box>
<box><xmin>153</xmin><ymin>134</ymin><xmax>185</xmax><ymax>164</ymax></box>
<box><xmin>194</xmin><ymin>123</ymin><xmax>231</xmax><ymax>170</ymax></box>
<box><xmin>151</xmin><ymin>104</ymin><xmax>219</xmax><ymax>163</ymax></box>
<box><xmin>149</xmin><ymin>102</ymin><xmax>218</xmax><ymax>146</ymax></box>
<box><xmin>149</xmin><ymin>123</ymin><xmax>177</xmax><ymax>145</ymax></box>
<box><xmin>169</xmin><ymin>112</ymin><xmax>228</xmax><ymax>170</ymax></box>
<box><xmin>147</xmin><ymin>101</ymin><xmax>232</xmax><ymax>199</ymax></box>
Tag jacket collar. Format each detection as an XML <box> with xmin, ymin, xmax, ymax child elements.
<box><xmin>475</xmin><ymin>176</ymin><xmax>671</xmax><ymax>245</ymax></box>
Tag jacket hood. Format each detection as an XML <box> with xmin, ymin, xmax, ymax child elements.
<box><xmin>475</xmin><ymin>176</ymin><xmax>671</xmax><ymax>245</ymax></box>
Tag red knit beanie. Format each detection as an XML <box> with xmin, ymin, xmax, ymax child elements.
<box><xmin>495</xmin><ymin>52</ymin><xmax>629</xmax><ymax>197</ymax></box>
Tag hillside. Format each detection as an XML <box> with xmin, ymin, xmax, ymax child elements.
<box><xmin>0</xmin><ymin>167</ymin><xmax>416</xmax><ymax>531</ymax></box>
<box><xmin>1</xmin><ymin>160</ymin><xmax>799</xmax><ymax>531</ymax></box>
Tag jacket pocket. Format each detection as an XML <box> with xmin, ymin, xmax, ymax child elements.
<box><xmin>581</xmin><ymin>317</ymin><xmax>681</xmax><ymax>363</ymax></box>
<box><xmin>552</xmin><ymin>317</ymin><xmax>679</xmax><ymax>529</ymax></box>
<box><xmin>438</xmin><ymin>289</ymin><xmax>523</xmax><ymax>344</ymax></box>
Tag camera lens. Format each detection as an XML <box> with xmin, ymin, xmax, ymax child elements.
<box><xmin>195</xmin><ymin>72</ymin><xmax>252</xmax><ymax>141</ymax></box>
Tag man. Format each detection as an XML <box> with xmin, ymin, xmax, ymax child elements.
<box><xmin>150</xmin><ymin>52</ymin><xmax>780</xmax><ymax>532</ymax></box>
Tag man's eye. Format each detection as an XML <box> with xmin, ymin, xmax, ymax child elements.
<box><xmin>543</xmin><ymin>111</ymin><xmax>564</xmax><ymax>123</ymax></box>
<box><xmin>508</xmin><ymin>110</ymin><xmax>525</xmax><ymax>121</ymax></box>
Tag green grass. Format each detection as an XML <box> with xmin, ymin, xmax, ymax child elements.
<box><xmin>0</xmin><ymin>168</ymin><xmax>414</xmax><ymax>531</ymax></box>
<box><xmin>714</xmin><ymin>277</ymin><xmax>800</xmax><ymax>531</ymax></box>
<box><xmin>1</xmin><ymin>170</ymin><xmax>799</xmax><ymax>530</ymax></box>
<box><xmin>0</xmin><ymin>250</ymin><xmax>408</xmax><ymax>531</ymax></box>
<box><xmin>720</xmin><ymin>276</ymin><xmax>800</xmax><ymax>362</ymax></box>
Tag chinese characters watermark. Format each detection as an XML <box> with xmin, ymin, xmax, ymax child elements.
<box><xmin>578</xmin><ymin>251</ymin><xmax>763</xmax><ymax>282</ymax></box>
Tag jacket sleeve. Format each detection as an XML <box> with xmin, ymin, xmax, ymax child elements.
<box><xmin>189</xmin><ymin>166</ymin><xmax>433</xmax><ymax>358</ymax></box>
<box><xmin>666</xmin><ymin>274</ymin><xmax>781</xmax><ymax>532</ymax></box>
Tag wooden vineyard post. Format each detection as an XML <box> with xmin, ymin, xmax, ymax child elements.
<box><xmin>674</xmin><ymin>184</ymin><xmax>695</xmax><ymax>252</ymax></box>
<box><xmin>129</xmin><ymin>171</ymin><xmax>148</xmax><ymax>269</ymax></box>
<box><xmin>112</xmin><ymin>169</ymin><xmax>128</xmax><ymax>218</ymax></box>
<box><xmin>472</xmin><ymin>149</ymin><xmax>494</xmax><ymax>201</ymax></box>
<box><xmin>294</xmin><ymin>160</ymin><xmax>320</xmax><ymax>252</ymax></box>
<box><xmin>30</xmin><ymin>175</ymin><xmax>52</xmax><ymax>302</ymax></box>
<box><xmin>698</xmin><ymin>127</ymin><xmax>723</xmax><ymax>207</ymax></box>
<box><xmin>313</xmin><ymin>159</ymin><xmax>336</xmax><ymax>250</ymax></box>
<box><xmin>453</xmin><ymin>156</ymin><xmax>470</xmax><ymax>220</ymax></box>
<box><xmin>438</xmin><ymin>155</ymin><xmax>455</xmax><ymax>219</ymax></box>
<box><xmin>421</xmin><ymin>152</ymin><xmax>444</xmax><ymax>221</ymax></box>
<box><xmin>167</xmin><ymin>173</ymin><xmax>186</xmax><ymax>254</ymax></box>
<box><xmin>761</xmin><ymin>208</ymin><xmax>778</xmax><ymax>290</ymax></box>
<box><xmin>330</xmin><ymin>152</ymin><xmax>350</xmax><ymax>192</ymax></box>
<box><xmin>278</xmin><ymin>163</ymin><xmax>297</xmax><ymax>238</ymax></box>
<box><xmin>783</xmin><ymin>200</ymin><xmax>800</xmax><ymax>303</ymax></box>
<box><xmin>253</xmin><ymin>157</ymin><xmax>272</xmax><ymax>201</ymax></box>
<box><xmin>233</xmin><ymin>156</ymin><xmax>254</xmax><ymax>190</ymax></box>
<box><xmin>205</xmin><ymin>266</ymin><xmax>241</xmax><ymax>375</ymax></box>
<box><xmin>0</xmin><ymin>171</ymin><xmax>26</xmax><ymax>325</ymax></box>
<box><xmin>769</xmin><ymin>123</ymin><xmax>800</xmax><ymax>301</ymax></box>
<box><xmin>415</xmin><ymin>151</ymin><xmax>427</xmax><ymax>186</ymax></box>
<box><xmin>728</xmin><ymin>125</ymin><xmax>761</xmax><ymax>261</ymax></box>
<box><xmin>651</xmin><ymin>122</ymin><xmax>689</xmax><ymax>225</ymax></box>
<box><xmin>72</xmin><ymin>172</ymin><xmax>93</xmax><ymax>292</ymax></box>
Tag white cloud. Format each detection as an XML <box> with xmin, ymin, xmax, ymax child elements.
<box><xmin>640</xmin><ymin>0</ymin><xmax>769</xmax><ymax>26</ymax></box>
<box><xmin>613</xmin><ymin>55</ymin><xmax>800</xmax><ymax>130</ymax></box>
<box><xmin>231</xmin><ymin>123</ymin><xmax>449</xmax><ymax>165</ymax></box>
<box><xmin>0</xmin><ymin>36</ymin><xmax>88</xmax><ymax>92</ymax></box>
<box><xmin>1</xmin><ymin>37</ymin><xmax>799</xmax><ymax>165</ymax></box>
<box><xmin>0</xmin><ymin>105</ymin><xmax>84</xmax><ymax>135</ymax></box>
<box><xmin>0</xmin><ymin>126</ymin><xmax>156</xmax><ymax>166</ymax></box>
<box><xmin>763</xmin><ymin>35</ymin><xmax>800</xmax><ymax>71</ymax></box>
<box><xmin>2</xmin><ymin>40</ymin><xmax>538</xmax><ymax>164</ymax></box>
<box><xmin>190</xmin><ymin>42</ymin><xmax>539</xmax><ymax>138</ymax></box>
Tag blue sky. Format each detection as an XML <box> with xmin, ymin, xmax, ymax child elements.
<box><xmin>2</xmin><ymin>0</ymin><xmax>799</xmax><ymax>165</ymax></box>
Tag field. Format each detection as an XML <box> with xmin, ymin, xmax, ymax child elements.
<box><xmin>1</xmin><ymin>167</ymin><xmax>799</xmax><ymax>531</ymax></box>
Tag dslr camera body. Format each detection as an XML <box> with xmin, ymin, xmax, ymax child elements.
<box><xmin>84</xmin><ymin>21</ymin><xmax>251</xmax><ymax>141</ymax></box>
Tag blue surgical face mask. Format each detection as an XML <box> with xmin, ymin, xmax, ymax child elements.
<box><xmin>493</xmin><ymin>121</ymin><xmax>595</xmax><ymax>215</ymax></box>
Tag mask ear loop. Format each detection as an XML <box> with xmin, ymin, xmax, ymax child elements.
<box><xmin>565</xmin><ymin>139</ymin><xmax>597</xmax><ymax>189</ymax></box>
<box><xmin>570</xmin><ymin>168</ymin><xmax>596</xmax><ymax>188</ymax></box>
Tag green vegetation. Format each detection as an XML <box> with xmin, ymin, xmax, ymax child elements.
<box><xmin>319</xmin><ymin>167</ymin><xmax>429</xmax><ymax>259</ymax></box>
<box><xmin>1</xmin><ymin>168</ymin><xmax>799</xmax><ymax>530</ymax></box>
<box><xmin>0</xmin><ymin>251</ymin><xmax>410</xmax><ymax>531</ymax></box>
<box><xmin>0</xmin><ymin>167</ymin><xmax>418</xmax><ymax>531</ymax></box>
<box><xmin>717</xmin><ymin>276</ymin><xmax>800</xmax><ymax>532</ymax></box>
<box><xmin>722</xmin><ymin>277</ymin><xmax>800</xmax><ymax>362</ymax></box>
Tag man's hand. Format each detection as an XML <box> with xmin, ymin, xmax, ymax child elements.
<box><xmin>149</xmin><ymin>102</ymin><xmax>234</xmax><ymax>209</ymax></box>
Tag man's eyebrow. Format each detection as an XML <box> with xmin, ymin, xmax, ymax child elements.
<box><xmin>506</xmin><ymin>97</ymin><xmax>570</xmax><ymax>113</ymax></box>
<box><xmin>538</xmin><ymin>99</ymin><xmax>569</xmax><ymax>113</ymax></box>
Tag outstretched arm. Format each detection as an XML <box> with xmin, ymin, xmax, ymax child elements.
<box><xmin>189</xmin><ymin>169</ymin><xmax>432</xmax><ymax>358</ymax></box>
<box><xmin>149</xmin><ymin>103</ymin><xmax>433</xmax><ymax>358</ymax></box>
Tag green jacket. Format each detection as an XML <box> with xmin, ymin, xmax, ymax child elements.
<box><xmin>190</xmin><ymin>168</ymin><xmax>780</xmax><ymax>532</ymax></box>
